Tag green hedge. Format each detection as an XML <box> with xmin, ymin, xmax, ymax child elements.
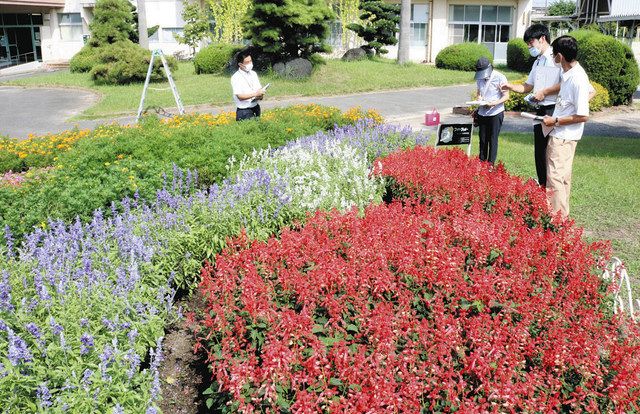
<box><xmin>506</xmin><ymin>38</ymin><xmax>535</xmax><ymax>73</ymax></box>
<box><xmin>89</xmin><ymin>41</ymin><xmax>178</xmax><ymax>85</ymax></box>
<box><xmin>69</xmin><ymin>45</ymin><xmax>100</xmax><ymax>73</ymax></box>
<box><xmin>435</xmin><ymin>42</ymin><xmax>492</xmax><ymax>71</ymax></box>
<box><xmin>193</xmin><ymin>43</ymin><xmax>244</xmax><ymax>74</ymax></box>
<box><xmin>571</xmin><ymin>29</ymin><xmax>640</xmax><ymax>105</ymax></box>
<box><xmin>503</xmin><ymin>77</ymin><xmax>611</xmax><ymax>112</ymax></box>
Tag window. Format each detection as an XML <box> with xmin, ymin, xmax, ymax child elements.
<box><xmin>162</xmin><ymin>27</ymin><xmax>184</xmax><ymax>43</ymax></box>
<box><xmin>448</xmin><ymin>5</ymin><xmax>511</xmax><ymax>44</ymax></box>
<box><xmin>58</xmin><ymin>13</ymin><xmax>82</xmax><ymax>41</ymax></box>
<box><xmin>410</xmin><ymin>4</ymin><xmax>429</xmax><ymax>46</ymax></box>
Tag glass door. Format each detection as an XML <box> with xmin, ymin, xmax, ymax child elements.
<box><xmin>0</xmin><ymin>29</ymin><xmax>10</xmax><ymax>68</ymax></box>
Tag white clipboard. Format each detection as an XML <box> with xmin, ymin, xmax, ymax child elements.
<box><xmin>520</xmin><ymin>112</ymin><xmax>554</xmax><ymax>137</ymax></box>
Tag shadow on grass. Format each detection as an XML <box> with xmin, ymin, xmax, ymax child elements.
<box><xmin>502</xmin><ymin>133</ymin><xmax>640</xmax><ymax>160</ymax></box>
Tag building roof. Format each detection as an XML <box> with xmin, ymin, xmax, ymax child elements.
<box><xmin>0</xmin><ymin>0</ymin><xmax>64</xmax><ymax>6</ymax></box>
<box><xmin>603</xmin><ymin>0</ymin><xmax>640</xmax><ymax>20</ymax></box>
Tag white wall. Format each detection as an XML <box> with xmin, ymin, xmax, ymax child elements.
<box><xmin>146</xmin><ymin>0</ymin><xmax>191</xmax><ymax>56</ymax></box>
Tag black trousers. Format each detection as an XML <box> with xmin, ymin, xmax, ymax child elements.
<box><xmin>477</xmin><ymin>111</ymin><xmax>504</xmax><ymax>164</ymax></box>
<box><xmin>236</xmin><ymin>104</ymin><xmax>261</xmax><ymax>121</ymax></box>
<box><xmin>533</xmin><ymin>105</ymin><xmax>555</xmax><ymax>187</ymax></box>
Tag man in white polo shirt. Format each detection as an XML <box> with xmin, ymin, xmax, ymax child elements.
<box><xmin>542</xmin><ymin>35</ymin><xmax>593</xmax><ymax>218</ymax></box>
<box><xmin>501</xmin><ymin>24</ymin><xmax>561</xmax><ymax>188</ymax></box>
<box><xmin>231</xmin><ymin>50</ymin><xmax>265</xmax><ymax>121</ymax></box>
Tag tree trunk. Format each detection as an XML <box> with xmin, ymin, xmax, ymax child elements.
<box><xmin>397</xmin><ymin>0</ymin><xmax>411</xmax><ymax>64</ymax></box>
<box><xmin>137</xmin><ymin>0</ymin><xmax>149</xmax><ymax>50</ymax></box>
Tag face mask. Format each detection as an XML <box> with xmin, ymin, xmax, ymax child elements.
<box><xmin>529</xmin><ymin>46</ymin><xmax>541</xmax><ymax>58</ymax></box>
<box><xmin>553</xmin><ymin>55</ymin><xmax>562</xmax><ymax>69</ymax></box>
<box><xmin>242</xmin><ymin>63</ymin><xmax>253</xmax><ymax>72</ymax></box>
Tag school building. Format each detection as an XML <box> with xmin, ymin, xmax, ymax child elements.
<box><xmin>0</xmin><ymin>0</ymin><xmax>536</xmax><ymax>69</ymax></box>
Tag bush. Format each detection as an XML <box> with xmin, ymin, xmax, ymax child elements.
<box><xmin>571</xmin><ymin>29</ymin><xmax>640</xmax><ymax>105</ymax></box>
<box><xmin>435</xmin><ymin>42</ymin><xmax>492</xmax><ymax>71</ymax></box>
<box><xmin>69</xmin><ymin>46</ymin><xmax>100</xmax><ymax>73</ymax></box>
<box><xmin>503</xmin><ymin>77</ymin><xmax>610</xmax><ymax>113</ymax></box>
<box><xmin>506</xmin><ymin>38</ymin><xmax>535</xmax><ymax>73</ymax></box>
<box><xmin>589</xmin><ymin>80</ymin><xmax>610</xmax><ymax>112</ymax></box>
<box><xmin>193</xmin><ymin>43</ymin><xmax>243</xmax><ymax>74</ymax></box>
<box><xmin>89</xmin><ymin>41</ymin><xmax>178</xmax><ymax>85</ymax></box>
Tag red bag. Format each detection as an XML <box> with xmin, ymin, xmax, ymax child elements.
<box><xmin>424</xmin><ymin>108</ymin><xmax>440</xmax><ymax>126</ymax></box>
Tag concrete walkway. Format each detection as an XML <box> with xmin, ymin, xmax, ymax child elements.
<box><xmin>1</xmin><ymin>83</ymin><xmax>639</xmax><ymax>139</ymax></box>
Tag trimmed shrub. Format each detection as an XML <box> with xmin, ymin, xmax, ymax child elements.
<box><xmin>589</xmin><ymin>80</ymin><xmax>610</xmax><ymax>112</ymax></box>
<box><xmin>193</xmin><ymin>43</ymin><xmax>243</xmax><ymax>74</ymax></box>
<box><xmin>503</xmin><ymin>77</ymin><xmax>610</xmax><ymax>113</ymax></box>
<box><xmin>507</xmin><ymin>38</ymin><xmax>535</xmax><ymax>73</ymax></box>
<box><xmin>69</xmin><ymin>46</ymin><xmax>100</xmax><ymax>73</ymax></box>
<box><xmin>89</xmin><ymin>41</ymin><xmax>177</xmax><ymax>85</ymax></box>
<box><xmin>571</xmin><ymin>29</ymin><xmax>640</xmax><ymax>105</ymax></box>
<box><xmin>435</xmin><ymin>42</ymin><xmax>492</xmax><ymax>71</ymax></box>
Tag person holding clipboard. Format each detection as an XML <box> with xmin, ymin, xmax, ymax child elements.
<box><xmin>231</xmin><ymin>50</ymin><xmax>269</xmax><ymax>121</ymax></box>
<box><xmin>500</xmin><ymin>24</ymin><xmax>561</xmax><ymax>187</ymax></box>
<box><xmin>473</xmin><ymin>57</ymin><xmax>509</xmax><ymax>165</ymax></box>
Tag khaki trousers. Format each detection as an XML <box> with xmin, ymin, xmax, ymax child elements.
<box><xmin>546</xmin><ymin>136</ymin><xmax>578</xmax><ymax>218</ymax></box>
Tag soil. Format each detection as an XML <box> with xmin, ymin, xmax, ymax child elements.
<box><xmin>158</xmin><ymin>292</ymin><xmax>212</xmax><ymax>414</ymax></box>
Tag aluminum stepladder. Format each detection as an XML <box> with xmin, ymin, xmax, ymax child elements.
<box><xmin>136</xmin><ymin>49</ymin><xmax>185</xmax><ymax>122</ymax></box>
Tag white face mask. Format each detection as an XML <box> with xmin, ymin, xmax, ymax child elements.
<box><xmin>529</xmin><ymin>46</ymin><xmax>541</xmax><ymax>58</ymax></box>
<box><xmin>553</xmin><ymin>55</ymin><xmax>562</xmax><ymax>69</ymax></box>
<box><xmin>242</xmin><ymin>62</ymin><xmax>253</xmax><ymax>72</ymax></box>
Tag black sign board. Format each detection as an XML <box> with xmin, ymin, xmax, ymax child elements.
<box><xmin>436</xmin><ymin>123</ymin><xmax>473</xmax><ymax>146</ymax></box>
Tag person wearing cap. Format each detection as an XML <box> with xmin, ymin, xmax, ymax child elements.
<box><xmin>474</xmin><ymin>57</ymin><xmax>509</xmax><ymax>164</ymax></box>
<box><xmin>500</xmin><ymin>24</ymin><xmax>561</xmax><ymax>187</ymax></box>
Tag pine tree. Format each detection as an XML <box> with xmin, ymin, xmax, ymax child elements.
<box><xmin>243</xmin><ymin>0</ymin><xmax>335</xmax><ymax>65</ymax></box>
<box><xmin>346</xmin><ymin>0</ymin><xmax>400</xmax><ymax>55</ymax></box>
<box><xmin>89</xmin><ymin>0</ymin><xmax>136</xmax><ymax>45</ymax></box>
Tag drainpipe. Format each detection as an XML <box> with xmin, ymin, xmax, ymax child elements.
<box><xmin>427</xmin><ymin>1</ymin><xmax>433</xmax><ymax>63</ymax></box>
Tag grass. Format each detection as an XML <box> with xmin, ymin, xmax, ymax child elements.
<box><xmin>468</xmin><ymin>132</ymin><xmax>640</xmax><ymax>291</ymax></box>
<box><xmin>1</xmin><ymin>59</ymin><xmax>525</xmax><ymax>119</ymax></box>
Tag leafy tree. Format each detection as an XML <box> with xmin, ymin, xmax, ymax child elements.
<box><xmin>328</xmin><ymin>0</ymin><xmax>360</xmax><ymax>49</ymax></box>
<box><xmin>547</xmin><ymin>0</ymin><xmax>576</xmax><ymax>32</ymax></box>
<box><xmin>89</xmin><ymin>0</ymin><xmax>136</xmax><ymax>45</ymax></box>
<box><xmin>207</xmin><ymin>0</ymin><xmax>251</xmax><ymax>43</ymax></box>
<box><xmin>243</xmin><ymin>0</ymin><xmax>335</xmax><ymax>65</ymax></box>
<box><xmin>346</xmin><ymin>0</ymin><xmax>400</xmax><ymax>55</ymax></box>
<box><xmin>176</xmin><ymin>0</ymin><xmax>211</xmax><ymax>54</ymax></box>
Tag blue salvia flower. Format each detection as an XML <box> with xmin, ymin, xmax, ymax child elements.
<box><xmin>0</xmin><ymin>362</ymin><xmax>6</xmax><ymax>379</ymax></box>
<box><xmin>49</xmin><ymin>317</ymin><xmax>63</xmax><ymax>336</ymax></box>
<box><xmin>128</xmin><ymin>329</ymin><xmax>138</xmax><ymax>345</ymax></box>
<box><xmin>81</xmin><ymin>369</ymin><xmax>93</xmax><ymax>390</ymax></box>
<box><xmin>112</xmin><ymin>403</ymin><xmax>125</xmax><ymax>414</ymax></box>
<box><xmin>0</xmin><ymin>270</ymin><xmax>13</xmax><ymax>312</ymax></box>
<box><xmin>80</xmin><ymin>333</ymin><xmax>94</xmax><ymax>355</ymax></box>
<box><xmin>80</xmin><ymin>318</ymin><xmax>89</xmax><ymax>328</ymax></box>
<box><xmin>7</xmin><ymin>329</ymin><xmax>32</xmax><ymax>366</ymax></box>
<box><xmin>126</xmin><ymin>348</ymin><xmax>141</xmax><ymax>380</ymax></box>
<box><xmin>146</xmin><ymin>407</ymin><xmax>158</xmax><ymax>414</ymax></box>
<box><xmin>4</xmin><ymin>225</ymin><xmax>14</xmax><ymax>259</ymax></box>
<box><xmin>36</xmin><ymin>383</ymin><xmax>52</xmax><ymax>408</ymax></box>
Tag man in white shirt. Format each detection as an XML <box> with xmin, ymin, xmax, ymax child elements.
<box><xmin>231</xmin><ymin>51</ymin><xmax>265</xmax><ymax>121</ymax></box>
<box><xmin>541</xmin><ymin>35</ymin><xmax>592</xmax><ymax>218</ymax></box>
<box><xmin>474</xmin><ymin>57</ymin><xmax>509</xmax><ymax>164</ymax></box>
<box><xmin>501</xmin><ymin>24</ymin><xmax>561</xmax><ymax>187</ymax></box>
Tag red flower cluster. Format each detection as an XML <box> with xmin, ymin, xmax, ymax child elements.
<box><xmin>195</xmin><ymin>147</ymin><xmax>640</xmax><ymax>413</ymax></box>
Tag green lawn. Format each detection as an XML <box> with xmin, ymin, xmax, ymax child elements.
<box><xmin>478</xmin><ymin>132</ymin><xmax>640</xmax><ymax>290</ymax></box>
<box><xmin>2</xmin><ymin>59</ymin><xmax>525</xmax><ymax>119</ymax></box>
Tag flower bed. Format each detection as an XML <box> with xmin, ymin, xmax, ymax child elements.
<box><xmin>195</xmin><ymin>147</ymin><xmax>640</xmax><ymax>412</ymax></box>
<box><xmin>0</xmin><ymin>105</ymin><xmax>379</xmax><ymax>241</ymax></box>
<box><xmin>0</xmin><ymin>122</ymin><xmax>426</xmax><ymax>412</ymax></box>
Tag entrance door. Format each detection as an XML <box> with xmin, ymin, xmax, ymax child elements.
<box><xmin>0</xmin><ymin>29</ymin><xmax>9</xmax><ymax>68</ymax></box>
<box><xmin>7</xmin><ymin>27</ymin><xmax>35</xmax><ymax>63</ymax></box>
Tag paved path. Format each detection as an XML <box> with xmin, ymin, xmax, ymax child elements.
<box><xmin>1</xmin><ymin>83</ymin><xmax>639</xmax><ymax>139</ymax></box>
